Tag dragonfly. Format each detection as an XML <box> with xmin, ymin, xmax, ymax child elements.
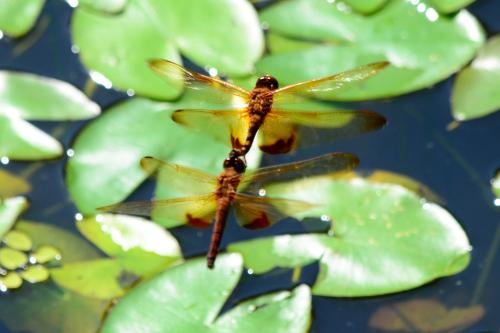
<box><xmin>98</xmin><ymin>152</ymin><xmax>359</xmax><ymax>268</ymax></box>
<box><xmin>149</xmin><ymin>59</ymin><xmax>389</xmax><ymax>157</ymax></box>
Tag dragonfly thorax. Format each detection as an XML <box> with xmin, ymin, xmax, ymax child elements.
<box><xmin>255</xmin><ymin>75</ymin><xmax>279</xmax><ymax>90</ymax></box>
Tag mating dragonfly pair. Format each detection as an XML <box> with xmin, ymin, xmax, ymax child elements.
<box><xmin>99</xmin><ymin>60</ymin><xmax>389</xmax><ymax>268</ymax></box>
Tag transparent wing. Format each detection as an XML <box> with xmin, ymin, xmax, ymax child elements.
<box><xmin>257</xmin><ymin>109</ymin><xmax>386</xmax><ymax>154</ymax></box>
<box><xmin>240</xmin><ymin>153</ymin><xmax>359</xmax><ymax>192</ymax></box>
<box><xmin>233</xmin><ymin>193</ymin><xmax>317</xmax><ymax>229</ymax></box>
<box><xmin>140</xmin><ymin>156</ymin><xmax>217</xmax><ymax>196</ymax></box>
<box><xmin>149</xmin><ymin>59</ymin><xmax>250</xmax><ymax>107</ymax></box>
<box><xmin>171</xmin><ymin>109</ymin><xmax>250</xmax><ymax>150</ymax></box>
<box><xmin>269</xmin><ymin>62</ymin><xmax>390</xmax><ymax>106</ymax></box>
<box><xmin>97</xmin><ymin>194</ymin><xmax>217</xmax><ymax>228</ymax></box>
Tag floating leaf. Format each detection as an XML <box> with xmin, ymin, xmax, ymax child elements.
<box><xmin>20</xmin><ymin>264</ymin><xmax>49</xmax><ymax>283</ymax></box>
<box><xmin>78</xmin><ymin>0</ymin><xmax>128</xmax><ymax>14</ymax></box>
<box><xmin>258</xmin><ymin>0</ymin><xmax>484</xmax><ymax>100</ymax></box>
<box><xmin>229</xmin><ymin>172</ymin><xmax>470</xmax><ymax>297</ymax></box>
<box><xmin>0</xmin><ymin>248</ymin><xmax>28</xmax><ymax>270</ymax></box>
<box><xmin>452</xmin><ymin>35</ymin><xmax>500</xmax><ymax>120</ymax></box>
<box><xmin>0</xmin><ymin>0</ymin><xmax>45</xmax><ymax>38</ymax></box>
<box><xmin>0</xmin><ymin>272</ymin><xmax>22</xmax><ymax>290</ymax></box>
<box><xmin>66</xmin><ymin>96</ymin><xmax>261</xmax><ymax>214</ymax></box>
<box><xmin>0</xmin><ymin>169</ymin><xmax>31</xmax><ymax>198</ymax></box>
<box><xmin>71</xmin><ymin>0</ymin><xmax>263</xmax><ymax>99</ymax></box>
<box><xmin>428</xmin><ymin>0</ymin><xmax>476</xmax><ymax>14</ymax></box>
<box><xmin>343</xmin><ymin>0</ymin><xmax>388</xmax><ymax>14</ymax></box>
<box><xmin>76</xmin><ymin>214</ymin><xmax>182</xmax><ymax>275</ymax></box>
<box><xmin>0</xmin><ymin>222</ymin><xmax>106</xmax><ymax>333</ymax></box>
<box><xmin>0</xmin><ymin>196</ymin><xmax>28</xmax><ymax>238</ymax></box>
<box><xmin>31</xmin><ymin>245</ymin><xmax>61</xmax><ymax>264</ymax></box>
<box><xmin>2</xmin><ymin>230</ymin><xmax>32</xmax><ymax>251</ymax></box>
<box><xmin>16</xmin><ymin>221</ymin><xmax>101</xmax><ymax>264</ymax></box>
<box><xmin>101</xmin><ymin>254</ymin><xmax>312</xmax><ymax>333</ymax></box>
<box><xmin>51</xmin><ymin>259</ymin><xmax>125</xmax><ymax>300</ymax></box>
<box><xmin>0</xmin><ymin>71</ymin><xmax>100</xmax><ymax>160</ymax></box>
<box><xmin>369</xmin><ymin>299</ymin><xmax>484</xmax><ymax>332</ymax></box>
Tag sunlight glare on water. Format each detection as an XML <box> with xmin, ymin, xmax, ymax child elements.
<box><xmin>89</xmin><ymin>70</ymin><xmax>113</xmax><ymax>89</ymax></box>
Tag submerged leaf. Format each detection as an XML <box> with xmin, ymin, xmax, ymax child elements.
<box><xmin>452</xmin><ymin>35</ymin><xmax>500</xmax><ymax>120</ymax></box>
<box><xmin>229</xmin><ymin>172</ymin><xmax>470</xmax><ymax>297</ymax></box>
<box><xmin>71</xmin><ymin>0</ymin><xmax>263</xmax><ymax>98</ymax></box>
<box><xmin>0</xmin><ymin>169</ymin><xmax>31</xmax><ymax>198</ymax></box>
<box><xmin>76</xmin><ymin>214</ymin><xmax>182</xmax><ymax>275</ymax></box>
<box><xmin>51</xmin><ymin>259</ymin><xmax>125</xmax><ymax>300</ymax></box>
<box><xmin>0</xmin><ymin>71</ymin><xmax>100</xmax><ymax>160</ymax></box>
<box><xmin>0</xmin><ymin>0</ymin><xmax>45</xmax><ymax>38</ymax></box>
<box><xmin>101</xmin><ymin>254</ymin><xmax>312</xmax><ymax>333</ymax></box>
<box><xmin>369</xmin><ymin>299</ymin><xmax>484</xmax><ymax>332</ymax></box>
<box><xmin>258</xmin><ymin>0</ymin><xmax>484</xmax><ymax>100</ymax></box>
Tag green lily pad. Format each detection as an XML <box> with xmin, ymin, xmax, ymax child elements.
<box><xmin>0</xmin><ymin>272</ymin><xmax>23</xmax><ymax>291</ymax></box>
<box><xmin>0</xmin><ymin>196</ymin><xmax>28</xmax><ymax>238</ymax></box>
<box><xmin>101</xmin><ymin>254</ymin><xmax>312</xmax><ymax>333</ymax></box>
<box><xmin>66</xmin><ymin>96</ymin><xmax>261</xmax><ymax>214</ymax></box>
<box><xmin>51</xmin><ymin>259</ymin><xmax>125</xmax><ymax>299</ymax></box>
<box><xmin>0</xmin><ymin>169</ymin><xmax>31</xmax><ymax>198</ymax></box>
<box><xmin>0</xmin><ymin>71</ymin><xmax>100</xmax><ymax>160</ymax></box>
<box><xmin>2</xmin><ymin>230</ymin><xmax>33</xmax><ymax>251</ymax></box>
<box><xmin>343</xmin><ymin>0</ymin><xmax>388</xmax><ymax>14</ymax></box>
<box><xmin>31</xmin><ymin>245</ymin><xmax>61</xmax><ymax>264</ymax></box>
<box><xmin>429</xmin><ymin>0</ymin><xmax>476</xmax><ymax>14</ymax></box>
<box><xmin>229</xmin><ymin>172</ymin><xmax>471</xmax><ymax>297</ymax></box>
<box><xmin>16</xmin><ymin>221</ymin><xmax>101</xmax><ymax>264</ymax></box>
<box><xmin>78</xmin><ymin>0</ymin><xmax>128</xmax><ymax>14</ymax></box>
<box><xmin>0</xmin><ymin>248</ymin><xmax>28</xmax><ymax>270</ymax></box>
<box><xmin>452</xmin><ymin>35</ymin><xmax>500</xmax><ymax>121</ymax></box>
<box><xmin>20</xmin><ymin>264</ymin><xmax>50</xmax><ymax>283</ymax></box>
<box><xmin>0</xmin><ymin>0</ymin><xmax>45</xmax><ymax>38</ymax></box>
<box><xmin>76</xmin><ymin>214</ymin><xmax>182</xmax><ymax>275</ymax></box>
<box><xmin>258</xmin><ymin>0</ymin><xmax>484</xmax><ymax>100</ymax></box>
<box><xmin>71</xmin><ymin>0</ymin><xmax>263</xmax><ymax>99</ymax></box>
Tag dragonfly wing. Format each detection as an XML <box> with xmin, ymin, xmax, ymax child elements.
<box><xmin>234</xmin><ymin>193</ymin><xmax>317</xmax><ymax>229</ymax></box>
<box><xmin>172</xmin><ymin>109</ymin><xmax>250</xmax><ymax>150</ymax></box>
<box><xmin>240</xmin><ymin>152</ymin><xmax>359</xmax><ymax>193</ymax></box>
<box><xmin>149</xmin><ymin>59</ymin><xmax>250</xmax><ymax>107</ymax></box>
<box><xmin>98</xmin><ymin>194</ymin><xmax>217</xmax><ymax>228</ymax></box>
<box><xmin>270</xmin><ymin>61</ymin><xmax>390</xmax><ymax>105</ymax></box>
<box><xmin>259</xmin><ymin>108</ymin><xmax>385</xmax><ymax>154</ymax></box>
<box><xmin>257</xmin><ymin>114</ymin><xmax>298</xmax><ymax>154</ymax></box>
<box><xmin>140</xmin><ymin>156</ymin><xmax>217</xmax><ymax>196</ymax></box>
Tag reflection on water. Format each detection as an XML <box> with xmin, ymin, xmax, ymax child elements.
<box><xmin>0</xmin><ymin>0</ymin><xmax>499</xmax><ymax>332</ymax></box>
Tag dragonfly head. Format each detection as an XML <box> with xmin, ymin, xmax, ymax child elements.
<box><xmin>255</xmin><ymin>75</ymin><xmax>279</xmax><ymax>91</ymax></box>
<box><xmin>223</xmin><ymin>151</ymin><xmax>246</xmax><ymax>173</ymax></box>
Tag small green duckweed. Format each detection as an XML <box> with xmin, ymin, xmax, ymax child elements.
<box><xmin>3</xmin><ymin>230</ymin><xmax>33</xmax><ymax>251</ymax></box>
<box><xmin>0</xmin><ymin>272</ymin><xmax>23</xmax><ymax>291</ymax></box>
<box><xmin>20</xmin><ymin>265</ymin><xmax>50</xmax><ymax>283</ymax></box>
<box><xmin>31</xmin><ymin>245</ymin><xmax>62</xmax><ymax>264</ymax></box>
<box><xmin>0</xmin><ymin>248</ymin><xmax>28</xmax><ymax>270</ymax></box>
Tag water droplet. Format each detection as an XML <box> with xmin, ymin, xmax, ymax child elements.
<box><xmin>327</xmin><ymin>229</ymin><xmax>335</xmax><ymax>237</ymax></box>
<box><xmin>66</xmin><ymin>149</ymin><xmax>75</xmax><ymax>157</ymax></box>
<box><xmin>95</xmin><ymin>214</ymin><xmax>105</xmax><ymax>222</ymax></box>
<box><xmin>247</xmin><ymin>304</ymin><xmax>257</xmax><ymax>313</ymax></box>
<box><xmin>417</xmin><ymin>3</ymin><xmax>426</xmax><ymax>12</ymax></box>
<box><xmin>70</xmin><ymin>45</ymin><xmax>80</xmax><ymax>54</ymax></box>
<box><xmin>494</xmin><ymin>198</ymin><xmax>500</xmax><ymax>206</ymax></box>
<box><xmin>247</xmin><ymin>268</ymin><xmax>254</xmax><ymax>275</ymax></box>
<box><xmin>425</xmin><ymin>7</ymin><xmax>439</xmax><ymax>22</ymax></box>
<box><xmin>258</xmin><ymin>188</ymin><xmax>266</xmax><ymax>197</ymax></box>
<box><xmin>320</xmin><ymin>214</ymin><xmax>330</xmax><ymax>222</ymax></box>
<box><xmin>75</xmin><ymin>213</ymin><xmax>83</xmax><ymax>221</ymax></box>
<box><xmin>89</xmin><ymin>70</ymin><xmax>113</xmax><ymax>89</ymax></box>
<box><xmin>0</xmin><ymin>156</ymin><xmax>10</xmax><ymax>165</ymax></box>
<box><xmin>0</xmin><ymin>30</ymin><xmax>4</xmax><ymax>40</ymax></box>
<box><xmin>207</xmin><ymin>67</ymin><xmax>218</xmax><ymax>77</ymax></box>
<box><xmin>126</xmin><ymin>89</ymin><xmax>135</xmax><ymax>96</ymax></box>
<box><xmin>455</xmin><ymin>279</ymin><xmax>462</xmax><ymax>286</ymax></box>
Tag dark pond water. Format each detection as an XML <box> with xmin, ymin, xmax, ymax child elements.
<box><xmin>0</xmin><ymin>0</ymin><xmax>499</xmax><ymax>332</ymax></box>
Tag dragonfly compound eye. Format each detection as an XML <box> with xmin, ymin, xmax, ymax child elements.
<box><xmin>255</xmin><ymin>75</ymin><xmax>279</xmax><ymax>90</ymax></box>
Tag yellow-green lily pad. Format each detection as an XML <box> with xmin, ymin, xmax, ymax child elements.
<box><xmin>2</xmin><ymin>230</ymin><xmax>32</xmax><ymax>251</ymax></box>
<box><xmin>0</xmin><ymin>247</ymin><xmax>28</xmax><ymax>270</ymax></box>
<box><xmin>20</xmin><ymin>264</ymin><xmax>49</xmax><ymax>283</ymax></box>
